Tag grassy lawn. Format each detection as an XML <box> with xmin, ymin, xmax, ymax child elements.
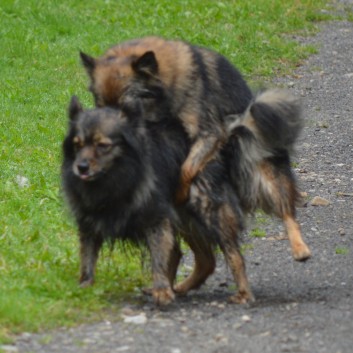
<box><xmin>0</xmin><ymin>0</ymin><xmax>331</xmax><ymax>343</ymax></box>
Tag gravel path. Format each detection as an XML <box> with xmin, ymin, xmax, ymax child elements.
<box><xmin>8</xmin><ymin>5</ymin><xmax>353</xmax><ymax>353</ymax></box>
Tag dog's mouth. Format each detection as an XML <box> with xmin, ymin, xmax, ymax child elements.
<box><xmin>78</xmin><ymin>172</ymin><xmax>95</xmax><ymax>181</ymax></box>
<box><xmin>74</xmin><ymin>163</ymin><xmax>101</xmax><ymax>182</ymax></box>
<box><xmin>74</xmin><ymin>170</ymin><xmax>96</xmax><ymax>181</ymax></box>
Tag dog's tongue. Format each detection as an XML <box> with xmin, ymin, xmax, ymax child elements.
<box><xmin>79</xmin><ymin>173</ymin><xmax>91</xmax><ymax>181</ymax></box>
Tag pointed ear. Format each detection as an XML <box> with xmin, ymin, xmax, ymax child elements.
<box><xmin>132</xmin><ymin>51</ymin><xmax>158</xmax><ymax>76</ymax></box>
<box><xmin>80</xmin><ymin>51</ymin><xmax>96</xmax><ymax>77</ymax></box>
<box><xmin>68</xmin><ymin>96</ymin><xmax>83</xmax><ymax>121</ymax></box>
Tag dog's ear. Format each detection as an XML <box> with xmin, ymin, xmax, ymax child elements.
<box><xmin>80</xmin><ymin>51</ymin><xmax>96</xmax><ymax>77</ymax></box>
<box><xmin>68</xmin><ymin>96</ymin><xmax>83</xmax><ymax>121</ymax></box>
<box><xmin>132</xmin><ymin>51</ymin><xmax>158</xmax><ymax>76</ymax></box>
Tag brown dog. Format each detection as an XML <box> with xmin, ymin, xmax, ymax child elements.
<box><xmin>80</xmin><ymin>36</ymin><xmax>253</xmax><ymax>203</ymax></box>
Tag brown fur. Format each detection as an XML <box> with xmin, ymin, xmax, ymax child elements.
<box><xmin>173</xmin><ymin>89</ymin><xmax>311</xmax><ymax>295</ymax></box>
<box><xmin>80</xmin><ymin>36</ymin><xmax>253</xmax><ymax>203</ymax></box>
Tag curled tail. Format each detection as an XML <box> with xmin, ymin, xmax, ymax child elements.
<box><xmin>227</xmin><ymin>89</ymin><xmax>303</xmax><ymax>154</ymax></box>
<box><xmin>223</xmin><ymin>89</ymin><xmax>303</xmax><ymax>214</ymax></box>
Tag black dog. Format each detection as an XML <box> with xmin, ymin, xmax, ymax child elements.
<box><xmin>62</xmin><ymin>88</ymin><xmax>310</xmax><ymax>305</ymax></box>
<box><xmin>62</xmin><ymin>96</ymin><xmax>253</xmax><ymax>305</ymax></box>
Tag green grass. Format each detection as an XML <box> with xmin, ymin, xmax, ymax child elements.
<box><xmin>249</xmin><ymin>228</ymin><xmax>267</xmax><ymax>238</ymax></box>
<box><xmin>335</xmin><ymin>247</ymin><xmax>349</xmax><ymax>255</ymax></box>
<box><xmin>0</xmin><ymin>0</ymin><xmax>332</xmax><ymax>343</ymax></box>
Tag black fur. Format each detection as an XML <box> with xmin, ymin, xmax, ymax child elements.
<box><xmin>62</xmin><ymin>96</ymin><xmax>253</xmax><ymax>305</ymax></box>
<box><xmin>62</xmin><ymin>102</ymin><xmax>187</xmax><ymax>242</ymax></box>
<box><xmin>62</xmin><ymin>88</ymin><xmax>309</xmax><ymax>305</ymax></box>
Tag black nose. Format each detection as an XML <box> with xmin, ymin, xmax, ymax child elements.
<box><xmin>77</xmin><ymin>160</ymin><xmax>89</xmax><ymax>174</ymax></box>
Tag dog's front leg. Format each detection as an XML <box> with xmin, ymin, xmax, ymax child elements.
<box><xmin>146</xmin><ymin>219</ymin><xmax>176</xmax><ymax>306</ymax></box>
<box><xmin>79</xmin><ymin>231</ymin><xmax>103</xmax><ymax>287</ymax></box>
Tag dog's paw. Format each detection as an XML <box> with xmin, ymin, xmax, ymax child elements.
<box><xmin>228</xmin><ymin>291</ymin><xmax>255</xmax><ymax>305</ymax></box>
<box><xmin>152</xmin><ymin>287</ymin><xmax>175</xmax><ymax>306</ymax></box>
<box><xmin>174</xmin><ymin>282</ymin><xmax>189</xmax><ymax>296</ymax></box>
<box><xmin>79</xmin><ymin>278</ymin><xmax>94</xmax><ymax>288</ymax></box>
<box><xmin>292</xmin><ymin>243</ymin><xmax>311</xmax><ymax>262</ymax></box>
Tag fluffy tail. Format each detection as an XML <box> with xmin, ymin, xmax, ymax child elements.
<box><xmin>227</xmin><ymin>89</ymin><xmax>303</xmax><ymax>154</ymax></box>
<box><xmin>223</xmin><ymin>89</ymin><xmax>303</xmax><ymax>214</ymax></box>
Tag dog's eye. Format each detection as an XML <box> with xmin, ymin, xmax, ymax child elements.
<box><xmin>138</xmin><ymin>90</ymin><xmax>156</xmax><ymax>99</ymax></box>
<box><xmin>96</xmin><ymin>142</ymin><xmax>112</xmax><ymax>153</ymax></box>
<box><xmin>73</xmin><ymin>137</ymin><xmax>83</xmax><ymax>150</ymax></box>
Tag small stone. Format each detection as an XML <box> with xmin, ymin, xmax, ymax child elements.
<box><xmin>123</xmin><ymin>313</ymin><xmax>147</xmax><ymax>324</ymax></box>
<box><xmin>259</xmin><ymin>331</ymin><xmax>272</xmax><ymax>337</ymax></box>
<box><xmin>338</xmin><ymin>228</ymin><xmax>346</xmax><ymax>236</ymax></box>
<box><xmin>241</xmin><ymin>314</ymin><xmax>251</xmax><ymax>322</ymax></box>
<box><xmin>310</xmin><ymin>196</ymin><xmax>330</xmax><ymax>206</ymax></box>
<box><xmin>318</xmin><ymin>122</ymin><xmax>329</xmax><ymax>128</ymax></box>
<box><xmin>214</xmin><ymin>333</ymin><xmax>228</xmax><ymax>343</ymax></box>
<box><xmin>181</xmin><ymin>325</ymin><xmax>189</xmax><ymax>333</ymax></box>
<box><xmin>288</xmin><ymin>81</ymin><xmax>295</xmax><ymax>88</ymax></box>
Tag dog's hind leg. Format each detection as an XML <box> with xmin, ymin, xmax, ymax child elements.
<box><xmin>258</xmin><ymin>160</ymin><xmax>311</xmax><ymax>261</ymax></box>
<box><xmin>283</xmin><ymin>213</ymin><xmax>311</xmax><ymax>261</ymax></box>
<box><xmin>217</xmin><ymin>204</ymin><xmax>254</xmax><ymax>304</ymax></box>
<box><xmin>174</xmin><ymin>233</ymin><xmax>216</xmax><ymax>295</ymax></box>
<box><xmin>79</xmin><ymin>232</ymin><xmax>104</xmax><ymax>287</ymax></box>
<box><xmin>146</xmin><ymin>218</ymin><xmax>176</xmax><ymax>306</ymax></box>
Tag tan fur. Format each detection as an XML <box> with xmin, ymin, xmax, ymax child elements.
<box><xmin>81</xmin><ymin>36</ymin><xmax>251</xmax><ymax>203</ymax></box>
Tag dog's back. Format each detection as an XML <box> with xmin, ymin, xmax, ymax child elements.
<box><xmin>80</xmin><ymin>36</ymin><xmax>254</xmax><ymax>204</ymax></box>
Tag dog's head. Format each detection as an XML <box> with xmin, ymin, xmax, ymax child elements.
<box><xmin>80</xmin><ymin>50</ymin><xmax>164</xmax><ymax>111</ymax></box>
<box><xmin>66</xmin><ymin>96</ymin><xmax>144</xmax><ymax>182</ymax></box>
